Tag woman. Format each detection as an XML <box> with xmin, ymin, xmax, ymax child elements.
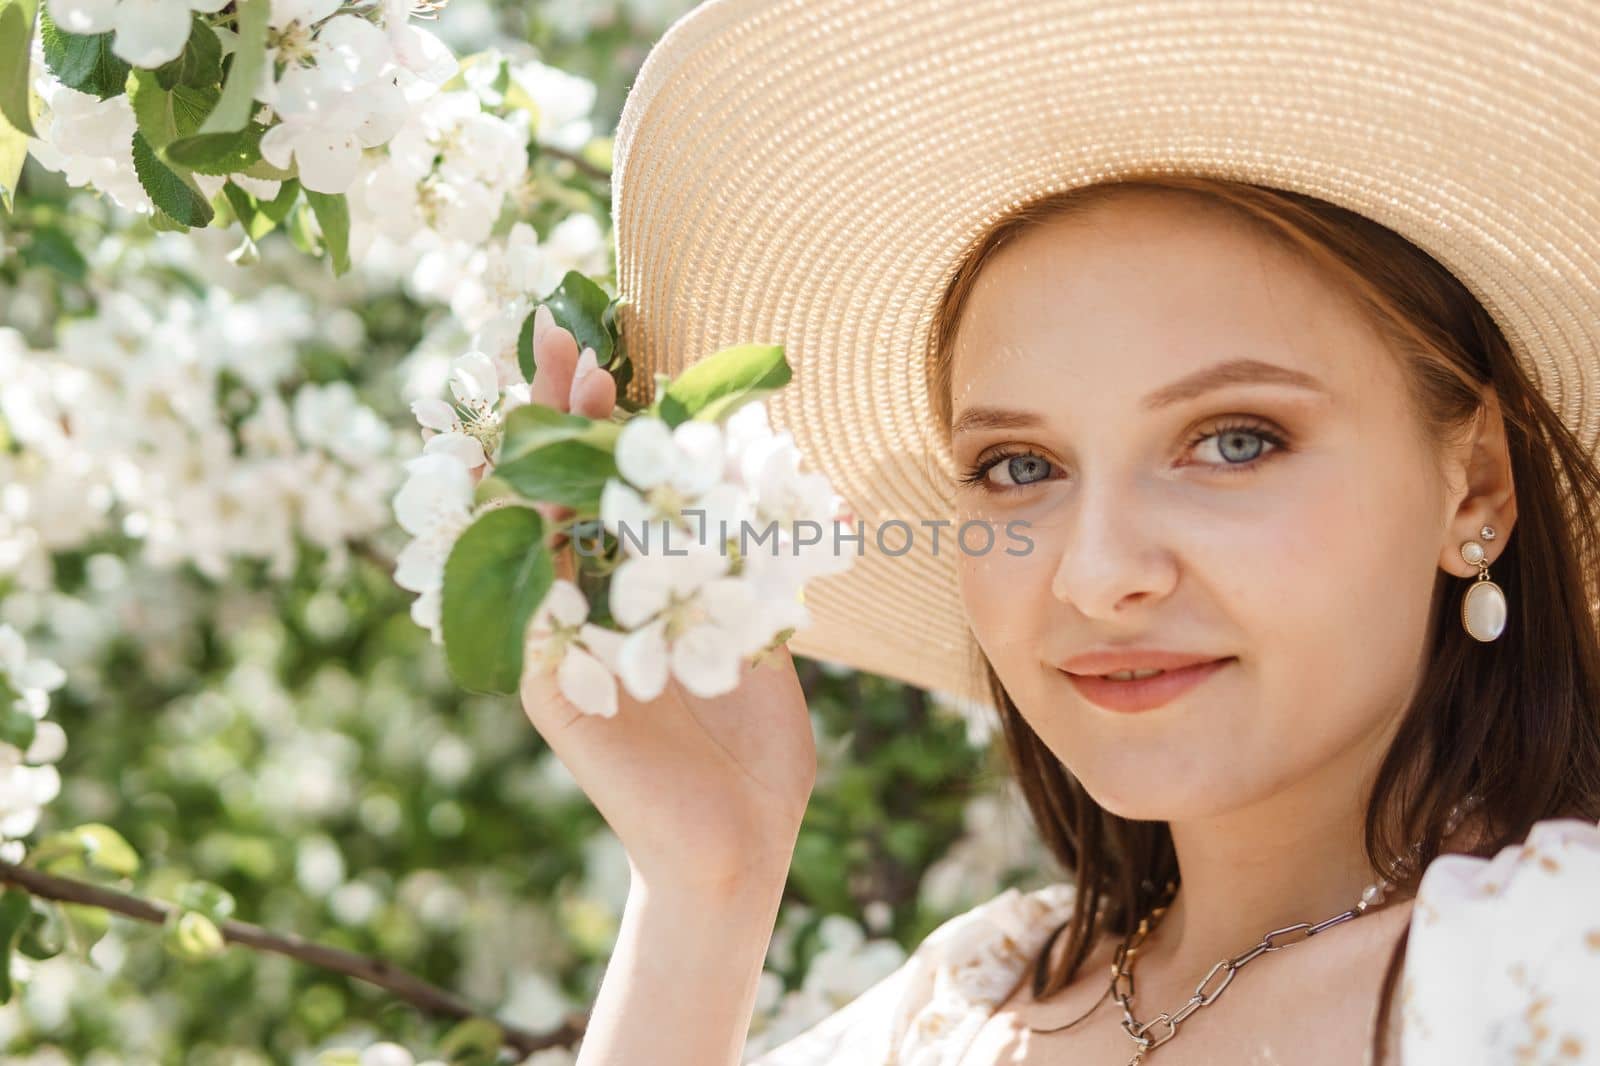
<box><xmin>517</xmin><ymin>0</ymin><xmax>1600</xmax><ymax>1063</ymax></box>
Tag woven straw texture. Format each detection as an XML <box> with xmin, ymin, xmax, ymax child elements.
<box><xmin>609</xmin><ymin>0</ymin><xmax>1600</xmax><ymax>711</ymax></box>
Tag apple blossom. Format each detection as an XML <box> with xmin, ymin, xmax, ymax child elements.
<box><xmin>392</xmin><ymin>452</ymin><xmax>476</xmax><ymax>639</ymax></box>
<box><xmin>45</xmin><ymin>0</ymin><xmax>228</xmax><ymax>67</ymax></box>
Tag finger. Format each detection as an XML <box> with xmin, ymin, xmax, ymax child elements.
<box><xmin>570</xmin><ymin>352</ymin><xmax>618</xmax><ymax>419</ymax></box>
<box><xmin>529</xmin><ymin>305</ymin><xmax>580</xmax><ymax>410</ymax></box>
<box><xmin>550</xmin><ymin>539</ymin><xmax>577</xmax><ymax>584</ymax></box>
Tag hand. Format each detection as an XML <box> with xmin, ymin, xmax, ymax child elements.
<box><xmin>512</xmin><ymin>306</ymin><xmax>816</xmax><ymax>895</ymax></box>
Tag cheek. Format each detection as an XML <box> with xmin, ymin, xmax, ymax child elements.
<box><xmin>956</xmin><ymin>520</ymin><xmax>1059</xmax><ymax>676</ymax></box>
<box><xmin>1226</xmin><ymin>462</ymin><xmax>1441</xmax><ymax>754</ymax></box>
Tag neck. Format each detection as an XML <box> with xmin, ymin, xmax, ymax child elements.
<box><xmin>1140</xmin><ymin>738</ymin><xmax>1399</xmax><ymax>978</ymax></box>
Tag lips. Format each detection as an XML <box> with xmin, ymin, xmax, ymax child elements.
<box><xmin>1062</xmin><ymin>656</ymin><xmax>1235</xmax><ymax>713</ymax></box>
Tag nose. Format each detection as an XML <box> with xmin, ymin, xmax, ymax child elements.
<box><xmin>1048</xmin><ymin>472</ymin><xmax>1179</xmax><ymax>620</ymax></box>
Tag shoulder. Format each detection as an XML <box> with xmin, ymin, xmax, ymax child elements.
<box><xmin>891</xmin><ymin>880</ymin><xmax>1078</xmax><ymax>1063</ymax></box>
<box><xmin>746</xmin><ymin>881</ymin><xmax>1077</xmax><ymax>1066</ymax></box>
<box><xmin>1399</xmin><ymin>815</ymin><xmax>1600</xmax><ymax>1064</ymax></box>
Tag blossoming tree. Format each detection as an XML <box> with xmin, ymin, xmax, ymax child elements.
<box><xmin>0</xmin><ymin>0</ymin><xmax>1051</xmax><ymax>1061</ymax></box>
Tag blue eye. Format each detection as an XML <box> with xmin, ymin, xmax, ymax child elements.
<box><xmin>956</xmin><ymin>418</ymin><xmax>1290</xmax><ymax>493</ymax></box>
<box><xmin>1187</xmin><ymin>420</ymin><xmax>1288</xmax><ymax>474</ymax></box>
<box><xmin>956</xmin><ymin>447</ymin><xmax>1057</xmax><ymax>492</ymax></box>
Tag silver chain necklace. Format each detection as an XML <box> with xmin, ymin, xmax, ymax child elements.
<box><xmin>1026</xmin><ymin>793</ymin><xmax>1484</xmax><ymax>1064</ymax></box>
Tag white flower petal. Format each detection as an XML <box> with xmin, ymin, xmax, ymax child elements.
<box><xmin>358</xmin><ymin>1043</ymin><xmax>416</xmax><ymax>1066</ymax></box>
<box><xmin>538</xmin><ymin>578</ymin><xmax>589</xmax><ymax>630</ymax></box>
<box><xmin>410</xmin><ymin>587</ymin><xmax>443</xmax><ymax>639</ymax></box>
<box><xmin>24</xmin><ymin>721</ymin><xmax>68</xmax><ymax>765</ymax></box>
<box><xmin>392</xmin><ymin>453</ymin><xmax>473</xmax><ymax>536</ymax></box>
<box><xmin>614</xmin><ymin>416</ymin><xmax>675</xmax><ymax>490</ymax></box>
<box><xmin>110</xmin><ymin>0</ymin><xmax>193</xmax><ymax>66</ymax></box>
<box><xmin>258</xmin><ymin>122</ymin><xmax>298</xmax><ymax>170</ymax></box>
<box><xmin>393</xmin><ymin>536</ymin><xmax>446</xmax><ymax>593</ymax></box>
<box><xmin>670</xmin><ymin>624</ymin><xmax>742</xmax><ymax>699</ymax></box>
<box><xmin>46</xmin><ymin>0</ymin><xmax>117</xmax><ymax>35</ymax></box>
<box><xmin>577</xmin><ymin>622</ymin><xmax>624</xmax><ymax>675</ymax></box>
<box><xmin>617</xmin><ymin>619</ymin><xmax>669</xmax><ymax>703</ymax></box>
<box><xmin>449</xmin><ymin>350</ymin><xmax>500</xmax><ymax>406</ymax></box>
<box><xmin>669</xmin><ymin>420</ymin><xmax>724</xmax><ymax>497</ymax></box>
<box><xmin>599</xmin><ymin>479</ymin><xmax>655</xmax><ymax>549</ymax></box>
<box><xmin>411</xmin><ymin>397</ymin><xmax>458</xmax><ymax>432</ymax></box>
<box><xmin>421</xmin><ymin>431</ymin><xmax>487</xmax><ymax>470</ymax></box>
<box><xmin>392</xmin><ymin>23</ymin><xmax>457</xmax><ymax>84</ymax></box>
<box><xmin>696</xmin><ymin>578</ymin><xmax>769</xmax><ymax>656</ymax></box>
<box><xmin>271</xmin><ymin>0</ymin><xmax>343</xmax><ymax>30</ymax></box>
<box><xmin>310</xmin><ymin>14</ymin><xmax>393</xmax><ymax>90</ymax></box>
<box><xmin>607</xmin><ymin>554</ymin><xmax>671</xmax><ymax>629</ymax></box>
<box><xmin>294</xmin><ymin>129</ymin><xmax>364</xmax><ymax>194</ymax></box>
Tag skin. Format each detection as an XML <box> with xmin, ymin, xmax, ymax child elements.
<box><xmin>517</xmin><ymin>307</ymin><xmax>819</xmax><ymax>1066</ymax></box>
<box><xmin>945</xmin><ymin>190</ymin><xmax>1517</xmax><ymax>1064</ymax></box>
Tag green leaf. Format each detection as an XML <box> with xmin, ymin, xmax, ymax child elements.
<box><xmin>222</xmin><ymin>175</ymin><xmax>297</xmax><ymax>236</ymax></box>
<box><xmin>128</xmin><ymin>71</ymin><xmax>217</xmax><ymax>150</ymax></box>
<box><xmin>0</xmin><ymin>107</ymin><xmax>28</xmax><ymax>211</ymax></box>
<box><xmin>28</xmin><ymin>822</ymin><xmax>141</xmax><ymax>879</ymax></box>
<box><xmin>57</xmin><ymin>901</ymin><xmax>109</xmax><ymax>956</ymax></box>
<box><xmin>131</xmin><ymin>128</ymin><xmax>213</xmax><ymax>228</ymax></box>
<box><xmin>173</xmin><ymin>879</ymin><xmax>234</xmax><ymax>923</ymax></box>
<box><xmin>165</xmin><ymin>122</ymin><xmax>266</xmax><ymax>174</ymax></box>
<box><xmin>0</xmin><ymin>0</ymin><xmax>38</xmax><ymax>136</ymax></box>
<box><xmin>502</xmin><ymin>77</ymin><xmax>541</xmax><ymax>126</ymax></box>
<box><xmin>239</xmin><ymin>153</ymin><xmax>293</xmax><ymax>181</ymax></box>
<box><xmin>499</xmin><ymin>402</ymin><xmax>619</xmax><ymax>465</ymax></box>
<box><xmin>164</xmin><ymin>909</ymin><xmax>225</xmax><ymax>961</ymax></box>
<box><xmin>473</xmin><ymin>474</ymin><xmax>516</xmax><ymax>506</ymax></box>
<box><xmin>520</xmin><ymin>286</ymin><xmax>632</xmax><ymax>394</ymax></box>
<box><xmin>439</xmin><ymin>1017</ymin><xmax>504</xmax><ymax>1066</ymax></box>
<box><xmin>440</xmin><ymin>506</ymin><xmax>554</xmax><ymax>695</ymax></box>
<box><xmin>146</xmin><ymin>206</ymin><xmax>190</xmax><ymax>231</ymax></box>
<box><xmin>19</xmin><ymin>224</ymin><xmax>89</xmax><ymax>281</ymax></box>
<box><xmin>536</xmin><ymin>270</ymin><xmax>618</xmax><ymax>369</ymax></box>
<box><xmin>15</xmin><ymin>900</ymin><xmax>64</xmax><ymax>961</ymax></box>
<box><xmin>196</xmin><ymin>0</ymin><xmax>266</xmax><ymax>135</ymax></box>
<box><xmin>601</xmin><ymin>292</ymin><xmax>634</xmax><ymax>398</ymax></box>
<box><xmin>494</xmin><ymin>439</ymin><xmax>619</xmax><ymax>511</ymax></box>
<box><xmin>656</xmin><ymin>343</ymin><xmax>790</xmax><ymax>427</ymax></box>
<box><xmin>0</xmin><ymin>702</ymin><xmax>36</xmax><ymax>749</ymax></box>
<box><xmin>223</xmin><ymin>175</ymin><xmax>297</xmax><ymax>240</ymax></box>
<box><xmin>37</xmin><ymin>5</ymin><xmax>129</xmax><ymax>100</ymax></box>
<box><xmin>303</xmin><ymin>189</ymin><xmax>349</xmax><ymax>275</ymax></box>
<box><xmin>516</xmin><ymin>306</ymin><xmax>538</xmax><ymax>383</ymax></box>
<box><xmin>285</xmin><ymin>197</ymin><xmax>320</xmax><ymax>254</ymax></box>
<box><xmin>152</xmin><ymin>15</ymin><xmax>221</xmax><ymax>91</ymax></box>
<box><xmin>315</xmin><ymin>1053</ymin><xmax>362</xmax><ymax>1066</ymax></box>
<box><xmin>0</xmin><ymin>889</ymin><xmax>31</xmax><ymax>1002</ymax></box>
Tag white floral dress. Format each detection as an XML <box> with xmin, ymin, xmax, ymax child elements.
<box><xmin>748</xmin><ymin>816</ymin><xmax>1600</xmax><ymax>1066</ymax></box>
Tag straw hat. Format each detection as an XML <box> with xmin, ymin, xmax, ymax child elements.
<box><xmin>607</xmin><ymin>0</ymin><xmax>1600</xmax><ymax>711</ymax></box>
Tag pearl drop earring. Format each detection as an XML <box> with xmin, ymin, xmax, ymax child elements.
<box><xmin>1460</xmin><ymin>525</ymin><xmax>1507</xmax><ymax>641</ymax></box>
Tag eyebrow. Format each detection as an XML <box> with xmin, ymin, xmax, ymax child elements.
<box><xmin>950</xmin><ymin>358</ymin><xmax>1330</xmax><ymax>437</ymax></box>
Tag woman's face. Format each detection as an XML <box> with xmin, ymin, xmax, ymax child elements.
<box><xmin>947</xmin><ymin>192</ymin><xmax>1458</xmax><ymax>822</ymax></box>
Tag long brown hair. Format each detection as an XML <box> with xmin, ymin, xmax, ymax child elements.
<box><xmin>923</xmin><ymin>174</ymin><xmax>1600</xmax><ymax>1061</ymax></box>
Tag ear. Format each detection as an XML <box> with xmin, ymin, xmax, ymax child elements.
<box><xmin>1439</xmin><ymin>386</ymin><xmax>1518</xmax><ymax>578</ymax></box>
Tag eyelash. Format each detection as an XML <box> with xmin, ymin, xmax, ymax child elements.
<box><xmin>956</xmin><ymin>418</ymin><xmax>1290</xmax><ymax>493</ymax></box>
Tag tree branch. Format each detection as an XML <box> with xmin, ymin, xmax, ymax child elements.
<box><xmin>0</xmin><ymin>860</ymin><xmax>588</xmax><ymax>1057</ymax></box>
<box><xmin>541</xmin><ymin>144</ymin><xmax>610</xmax><ymax>184</ymax></box>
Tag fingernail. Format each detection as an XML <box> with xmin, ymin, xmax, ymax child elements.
<box><xmin>568</xmin><ymin>346</ymin><xmax>598</xmax><ymax>407</ymax></box>
<box><xmin>532</xmin><ymin>303</ymin><xmax>555</xmax><ymax>348</ymax></box>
